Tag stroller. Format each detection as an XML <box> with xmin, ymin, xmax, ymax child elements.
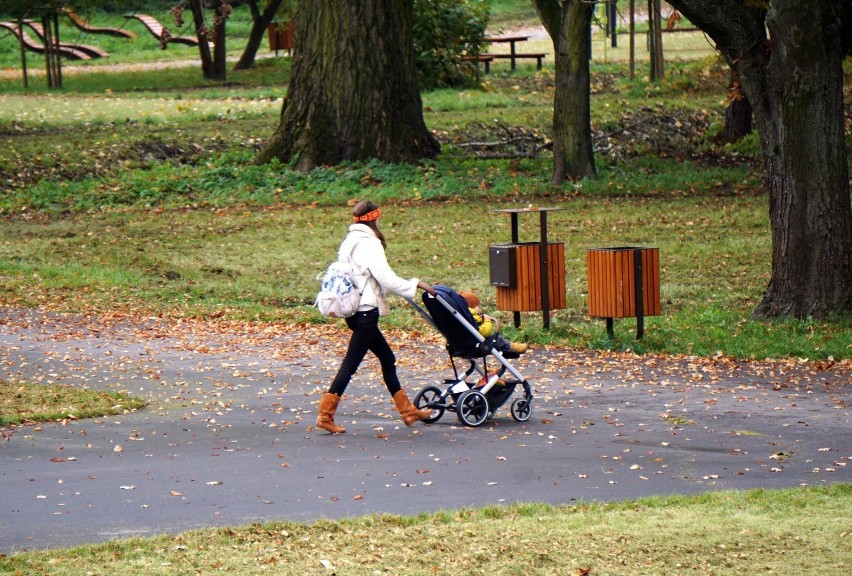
<box><xmin>410</xmin><ymin>286</ymin><xmax>534</xmax><ymax>427</ymax></box>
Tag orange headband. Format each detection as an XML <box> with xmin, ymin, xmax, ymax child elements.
<box><xmin>353</xmin><ymin>209</ymin><xmax>381</xmax><ymax>222</ymax></box>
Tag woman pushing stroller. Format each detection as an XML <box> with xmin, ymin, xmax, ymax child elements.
<box><xmin>316</xmin><ymin>200</ymin><xmax>437</xmax><ymax>434</ymax></box>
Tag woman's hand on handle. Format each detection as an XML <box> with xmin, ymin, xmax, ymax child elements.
<box><xmin>418</xmin><ymin>281</ymin><xmax>437</xmax><ymax>296</ymax></box>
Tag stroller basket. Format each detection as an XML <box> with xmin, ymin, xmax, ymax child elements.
<box><xmin>410</xmin><ymin>285</ymin><xmax>533</xmax><ymax>427</ymax></box>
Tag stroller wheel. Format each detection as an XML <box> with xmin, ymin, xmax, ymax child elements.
<box><xmin>414</xmin><ymin>386</ymin><xmax>445</xmax><ymax>423</ymax></box>
<box><xmin>510</xmin><ymin>398</ymin><xmax>532</xmax><ymax>422</ymax></box>
<box><xmin>456</xmin><ymin>390</ymin><xmax>489</xmax><ymax>427</ymax></box>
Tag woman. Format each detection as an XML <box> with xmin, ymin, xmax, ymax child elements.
<box><xmin>317</xmin><ymin>200</ymin><xmax>437</xmax><ymax>434</ymax></box>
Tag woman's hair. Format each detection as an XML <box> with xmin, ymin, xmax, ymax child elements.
<box><xmin>352</xmin><ymin>200</ymin><xmax>387</xmax><ymax>248</ymax></box>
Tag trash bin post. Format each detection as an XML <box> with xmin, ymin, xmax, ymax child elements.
<box><xmin>539</xmin><ymin>209</ymin><xmax>551</xmax><ymax>329</ymax></box>
<box><xmin>510</xmin><ymin>211</ymin><xmax>521</xmax><ymax>328</ymax></box>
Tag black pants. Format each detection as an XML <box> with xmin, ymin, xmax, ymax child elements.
<box><xmin>328</xmin><ymin>308</ymin><xmax>402</xmax><ymax>397</ymax></box>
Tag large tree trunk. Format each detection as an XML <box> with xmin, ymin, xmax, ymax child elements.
<box><xmin>669</xmin><ymin>0</ymin><xmax>852</xmax><ymax>318</ymax></box>
<box><xmin>256</xmin><ymin>0</ymin><xmax>439</xmax><ymax>171</ymax></box>
<box><xmin>749</xmin><ymin>3</ymin><xmax>851</xmax><ymax>317</ymax></box>
<box><xmin>532</xmin><ymin>0</ymin><xmax>596</xmax><ymax>183</ymax></box>
<box><xmin>234</xmin><ymin>0</ymin><xmax>283</xmax><ymax>71</ymax></box>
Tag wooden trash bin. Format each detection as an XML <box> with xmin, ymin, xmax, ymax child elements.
<box><xmin>587</xmin><ymin>247</ymin><xmax>660</xmax><ymax>338</ymax></box>
<box><xmin>490</xmin><ymin>207</ymin><xmax>566</xmax><ymax>329</ymax></box>
<box><xmin>492</xmin><ymin>242</ymin><xmax>566</xmax><ymax>320</ymax></box>
<box><xmin>267</xmin><ymin>21</ymin><xmax>295</xmax><ymax>55</ymax></box>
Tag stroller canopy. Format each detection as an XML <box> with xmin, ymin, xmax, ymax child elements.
<box><xmin>422</xmin><ymin>285</ymin><xmax>483</xmax><ymax>357</ymax></box>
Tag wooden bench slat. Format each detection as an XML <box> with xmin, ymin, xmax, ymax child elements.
<box><xmin>481</xmin><ymin>52</ymin><xmax>546</xmax><ymax>70</ymax></box>
<box><xmin>462</xmin><ymin>54</ymin><xmax>493</xmax><ymax>73</ymax></box>
<box><xmin>22</xmin><ymin>20</ymin><xmax>109</xmax><ymax>58</ymax></box>
<box><xmin>63</xmin><ymin>9</ymin><xmax>137</xmax><ymax>38</ymax></box>
<box><xmin>0</xmin><ymin>21</ymin><xmax>92</xmax><ymax>60</ymax></box>
<box><xmin>123</xmin><ymin>13</ymin><xmax>209</xmax><ymax>47</ymax></box>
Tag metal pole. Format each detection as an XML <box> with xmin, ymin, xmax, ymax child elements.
<box><xmin>510</xmin><ymin>212</ymin><xmax>520</xmax><ymax>328</ymax></box>
<box><xmin>634</xmin><ymin>248</ymin><xmax>645</xmax><ymax>339</ymax></box>
<box><xmin>540</xmin><ymin>210</ymin><xmax>551</xmax><ymax>329</ymax></box>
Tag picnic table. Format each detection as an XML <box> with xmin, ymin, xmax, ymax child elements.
<box><xmin>483</xmin><ymin>35</ymin><xmax>546</xmax><ymax>70</ymax></box>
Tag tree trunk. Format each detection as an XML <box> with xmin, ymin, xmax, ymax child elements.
<box><xmin>211</xmin><ymin>3</ymin><xmax>227</xmax><ymax>81</ymax></box>
<box><xmin>256</xmin><ymin>0</ymin><xmax>439</xmax><ymax>171</ymax></box>
<box><xmin>629</xmin><ymin>0</ymin><xmax>635</xmax><ymax>80</ymax></box>
<box><xmin>531</xmin><ymin>0</ymin><xmax>596</xmax><ymax>184</ymax></box>
<box><xmin>234</xmin><ymin>0</ymin><xmax>283</xmax><ymax>70</ymax></box>
<box><xmin>41</xmin><ymin>15</ymin><xmax>59</xmax><ymax>89</ymax></box>
<box><xmin>749</xmin><ymin>3</ymin><xmax>851</xmax><ymax>317</ymax></box>
<box><xmin>648</xmin><ymin>0</ymin><xmax>664</xmax><ymax>81</ymax></box>
<box><xmin>719</xmin><ymin>3</ymin><xmax>764</xmax><ymax>144</ymax></box>
<box><xmin>51</xmin><ymin>15</ymin><xmax>62</xmax><ymax>87</ymax></box>
<box><xmin>669</xmin><ymin>0</ymin><xmax>852</xmax><ymax>318</ymax></box>
<box><xmin>188</xmin><ymin>0</ymin><xmax>216</xmax><ymax>80</ymax></box>
<box><xmin>719</xmin><ymin>67</ymin><xmax>752</xmax><ymax>144</ymax></box>
<box><xmin>15</xmin><ymin>18</ymin><xmax>28</xmax><ymax>89</ymax></box>
<box><xmin>551</xmin><ymin>1</ymin><xmax>596</xmax><ymax>183</ymax></box>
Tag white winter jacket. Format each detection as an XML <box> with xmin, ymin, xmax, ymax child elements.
<box><xmin>337</xmin><ymin>224</ymin><xmax>419</xmax><ymax>315</ymax></box>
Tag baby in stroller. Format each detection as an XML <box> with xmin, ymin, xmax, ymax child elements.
<box><xmin>410</xmin><ymin>285</ymin><xmax>533</xmax><ymax>427</ymax></box>
<box><xmin>458</xmin><ymin>290</ymin><xmax>528</xmax><ymax>355</ymax></box>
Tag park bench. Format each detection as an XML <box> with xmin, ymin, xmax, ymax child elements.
<box><xmin>462</xmin><ymin>54</ymin><xmax>494</xmax><ymax>74</ymax></box>
<box><xmin>63</xmin><ymin>8</ymin><xmax>137</xmax><ymax>39</ymax></box>
<box><xmin>480</xmin><ymin>52</ymin><xmax>546</xmax><ymax>70</ymax></box>
<box><xmin>123</xmin><ymin>13</ymin><xmax>206</xmax><ymax>47</ymax></box>
<box><xmin>22</xmin><ymin>20</ymin><xmax>109</xmax><ymax>59</ymax></box>
<box><xmin>0</xmin><ymin>21</ymin><xmax>91</xmax><ymax>60</ymax></box>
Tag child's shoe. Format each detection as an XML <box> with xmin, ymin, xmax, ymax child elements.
<box><xmin>510</xmin><ymin>342</ymin><xmax>528</xmax><ymax>354</ymax></box>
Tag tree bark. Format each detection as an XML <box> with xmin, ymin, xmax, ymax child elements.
<box><xmin>16</xmin><ymin>18</ymin><xmax>28</xmax><ymax>89</ymax></box>
<box><xmin>256</xmin><ymin>0</ymin><xmax>439</xmax><ymax>171</ymax></box>
<box><xmin>187</xmin><ymin>0</ymin><xmax>217</xmax><ymax>80</ymax></box>
<box><xmin>234</xmin><ymin>0</ymin><xmax>283</xmax><ymax>70</ymax></box>
<box><xmin>41</xmin><ymin>14</ymin><xmax>59</xmax><ymax>89</ymax></box>
<box><xmin>532</xmin><ymin>0</ymin><xmax>596</xmax><ymax>184</ymax></box>
<box><xmin>211</xmin><ymin>3</ymin><xmax>228</xmax><ymax>81</ymax></box>
<box><xmin>648</xmin><ymin>0</ymin><xmax>665</xmax><ymax>81</ymax></box>
<box><xmin>719</xmin><ymin>67</ymin><xmax>752</xmax><ymax>143</ymax></box>
<box><xmin>669</xmin><ymin>0</ymin><xmax>852</xmax><ymax>318</ymax></box>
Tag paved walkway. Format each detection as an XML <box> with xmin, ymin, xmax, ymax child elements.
<box><xmin>1</xmin><ymin>307</ymin><xmax>849</xmax><ymax>552</ymax></box>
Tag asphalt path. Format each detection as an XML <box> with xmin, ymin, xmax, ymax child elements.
<box><xmin>1</xmin><ymin>307</ymin><xmax>849</xmax><ymax>552</ymax></box>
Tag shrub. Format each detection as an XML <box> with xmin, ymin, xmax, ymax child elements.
<box><xmin>414</xmin><ymin>0</ymin><xmax>490</xmax><ymax>90</ymax></box>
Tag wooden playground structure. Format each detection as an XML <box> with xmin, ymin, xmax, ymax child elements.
<box><xmin>0</xmin><ymin>21</ymin><xmax>95</xmax><ymax>61</ymax></box>
<box><xmin>0</xmin><ymin>10</ymin><xmax>207</xmax><ymax>65</ymax></box>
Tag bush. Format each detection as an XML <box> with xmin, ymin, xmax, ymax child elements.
<box><xmin>414</xmin><ymin>0</ymin><xmax>490</xmax><ymax>90</ymax></box>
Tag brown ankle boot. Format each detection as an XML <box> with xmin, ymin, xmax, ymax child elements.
<box><xmin>316</xmin><ymin>393</ymin><xmax>346</xmax><ymax>434</ymax></box>
<box><xmin>393</xmin><ymin>389</ymin><xmax>431</xmax><ymax>426</ymax></box>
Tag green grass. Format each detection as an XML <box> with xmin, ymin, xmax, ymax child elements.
<box><xmin>1</xmin><ymin>195</ymin><xmax>849</xmax><ymax>360</ymax></box>
<box><xmin>1</xmin><ymin>485</ymin><xmax>849</xmax><ymax>575</ymax></box>
<box><xmin>0</xmin><ymin>7</ymin><xmax>849</xmax><ymax>363</ymax></box>
<box><xmin>0</xmin><ymin>379</ymin><xmax>146</xmax><ymax>426</ymax></box>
